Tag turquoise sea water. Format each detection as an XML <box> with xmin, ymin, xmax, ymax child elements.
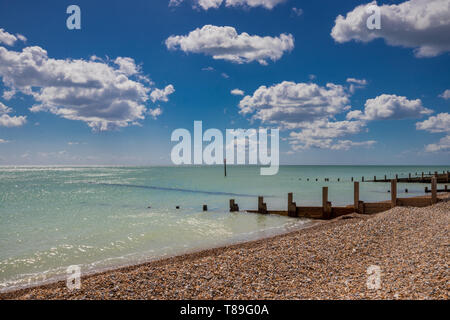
<box><xmin>0</xmin><ymin>165</ymin><xmax>448</xmax><ymax>291</ymax></box>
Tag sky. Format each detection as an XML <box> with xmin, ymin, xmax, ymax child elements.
<box><xmin>0</xmin><ymin>0</ymin><xmax>449</xmax><ymax>166</ymax></box>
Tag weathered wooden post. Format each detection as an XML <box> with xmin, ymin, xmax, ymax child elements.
<box><xmin>354</xmin><ymin>181</ymin><xmax>359</xmax><ymax>213</ymax></box>
<box><xmin>203</xmin><ymin>204</ymin><xmax>208</xmax><ymax>211</ymax></box>
<box><xmin>374</xmin><ymin>176</ymin><xmax>376</xmax><ymax>182</ymax></box>
<box><xmin>288</xmin><ymin>193</ymin><xmax>297</xmax><ymax>217</ymax></box>
<box><xmin>395</xmin><ymin>174</ymin><xmax>398</xmax><ymax>180</ymax></box>
<box><xmin>425</xmin><ymin>186</ymin><xmax>428</xmax><ymax>193</ymax></box>
<box><xmin>445</xmin><ymin>185</ymin><xmax>448</xmax><ymax>191</ymax></box>
<box><xmin>258</xmin><ymin>196</ymin><xmax>267</xmax><ymax>214</ymax></box>
<box><xmin>431</xmin><ymin>177</ymin><xmax>437</xmax><ymax>204</ymax></box>
<box><xmin>391</xmin><ymin>179</ymin><xmax>397</xmax><ymax>208</ymax></box>
<box><xmin>229</xmin><ymin>199</ymin><xmax>239</xmax><ymax>212</ymax></box>
<box><xmin>322</xmin><ymin>187</ymin><xmax>332</xmax><ymax>219</ymax></box>
<box><xmin>362</xmin><ymin>176</ymin><xmax>364</xmax><ymax>182</ymax></box>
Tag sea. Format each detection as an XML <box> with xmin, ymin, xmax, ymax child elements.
<box><xmin>0</xmin><ymin>165</ymin><xmax>448</xmax><ymax>291</ymax></box>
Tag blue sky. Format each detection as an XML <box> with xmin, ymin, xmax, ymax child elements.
<box><xmin>0</xmin><ymin>0</ymin><xmax>449</xmax><ymax>165</ymax></box>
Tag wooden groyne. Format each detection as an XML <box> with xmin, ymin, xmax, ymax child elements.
<box><xmin>367</xmin><ymin>171</ymin><xmax>449</xmax><ymax>184</ymax></box>
<box><xmin>297</xmin><ymin>170</ymin><xmax>449</xmax><ymax>184</ymax></box>
<box><xmin>232</xmin><ymin>177</ymin><xmax>443</xmax><ymax>220</ymax></box>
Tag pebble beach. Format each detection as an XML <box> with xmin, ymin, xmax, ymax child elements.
<box><xmin>1</xmin><ymin>196</ymin><xmax>448</xmax><ymax>300</ymax></box>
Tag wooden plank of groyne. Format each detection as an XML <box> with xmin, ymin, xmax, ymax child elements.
<box><xmin>288</xmin><ymin>192</ymin><xmax>297</xmax><ymax>217</ymax></box>
<box><xmin>322</xmin><ymin>187</ymin><xmax>331</xmax><ymax>219</ymax></box>
<box><xmin>391</xmin><ymin>179</ymin><xmax>397</xmax><ymax>208</ymax></box>
<box><xmin>397</xmin><ymin>198</ymin><xmax>431</xmax><ymax>207</ymax></box>
<box><xmin>364</xmin><ymin>202</ymin><xmax>391</xmax><ymax>214</ymax></box>
<box><xmin>431</xmin><ymin>177</ymin><xmax>437</xmax><ymax>204</ymax></box>
<box><xmin>332</xmin><ymin>207</ymin><xmax>355</xmax><ymax>217</ymax></box>
<box><xmin>354</xmin><ymin>181</ymin><xmax>359</xmax><ymax>213</ymax></box>
<box><xmin>258</xmin><ymin>196</ymin><xmax>267</xmax><ymax>214</ymax></box>
<box><xmin>296</xmin><ymin>207</ymin><xmax>323</xmax><ymax>218</ymax></box>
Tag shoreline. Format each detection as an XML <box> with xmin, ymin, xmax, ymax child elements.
<box><xmin>0</xmin><ymin>217</ymin><xmax>318</xmax><ymax>295</ymax></box>
<box><xmin>0</xmin><ymin>218</ymin><xmax>323</xmax><ymax>296</ymax></box>
<box><xmin>1</xmin><ymin>194</ymin><xmax>448</xmax><ymax>300</ymax></box>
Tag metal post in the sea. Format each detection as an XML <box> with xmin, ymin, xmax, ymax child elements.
<box><xmin>224</xmin><ymin>158</ymin><xmax>227</xmax><ymax>177</ymax></box>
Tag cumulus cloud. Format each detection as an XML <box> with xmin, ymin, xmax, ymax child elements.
<box><xmin>148</xmin><ymin>107</ymin><xmax>163</xmax><ymax>119</ymax></box>
<box><xmin>114</xmin><ymin>57</ymin><xmax>140</xmax><ymax>76</ymax></box>
<box><xmin>0</xmin><ymin>138</ymin><xmax>9</xmax><ymax>143</ymax></box>
<box><xmin>238</xmin><ymin>81</ymin><xmax>351</xmax><ymax>128</ymax></box>
<box><xmin>0</xmin><ymin>28</ymin><xmax>26</xmax><ymax>46</ymax></box>
<box><xmin>346</xmin><ymin>94</ymin><xmax>433</xmax><ymax>121</ymax></box>
<box><xmin>439</xmin><ymin>89</ymin><xmax>450</xmax><ymax>99</ymax></box>
<box><xmin>416</xmin><ymin>113</ymin><xmax>450</xmax><ymax>152</ymax></box>
<box><xmin>0</xmin><ymin>41</ymin><xmax>173</xmax><ymax>131</ymax></box>
<box><xmin>424</xmin><ymin>135</ymin><xmax>450</xmax><ymax>152</ymax></box>
<box><xmin>416</xmin><ymin>113</ymin><xmax>450</xmax><ymax>133</ymax></box>
<box><xmin>231</xmin><ymin>88</ymin><xmax>244</xmax><ymax>96</ymax></box>
<box><xmin>331</xmin><ymin>0</ymin><xmax>450</xmax><ymax>58</ymax></box>
<box><xmin>169</xmin><ymin>0</ymin><xmax>285</xmax><ymax>10</ymax></box>
<box><xmin>150</xmin><ymin>85</ymin><xmax>175</xmax><ymax>103</ymax></box>
<box><xmin>288</xmin><ymin>119</ymin><xmax>375</xmax><ymax>150</ymax></box>
<box><xmin>0</xmin><ymin>102</ymin><xmax>26</xmax><ymax>127</ymax></box>
<box><xmin>165</xmin><ymin>25</ymin><xmax>294</xmax><ymax>65</ymax></box>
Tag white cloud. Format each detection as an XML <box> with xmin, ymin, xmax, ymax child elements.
<box><xmin>114</xmin><ymin>57</ymin><xmax>140</xmax><ymax>76</ymax></box>
<box><xmin>169</xmin><ymin>0</ymin><xmax>184</xmax><ymax>7</ymax></box>
<box><xmin>197</xmin><ymin>0</ymin><xmax>223</xmax><ymax>9</ymax></box>
<box><xmin>0</xmin><ymin>114</ymin><xmax>27</xmax><ymax>127</ymax></box>
<box><xmin>0</xmin><ymin>102</ymin><xmax>26</xmax><ymax>127</ymax></box>
<box><xmin>169</xmin><ymin>0</ymin><xmax>285</xmax><ymax>10</ymax></box>
<box><xmin>0</xmin><ymin>102</ymin><xmax>12</xmax><ymax>114</ymax></box>
<box><xmin>331</xmin><ymin>0</ymin><xmax>450</xmax><ymax>58</ymax></box>
<box><xmin>0</xmin><ymin>28</ymin><xmax>26</xmax><ymax>46</ymax></box>
<box><xmin>0</xmin><ymin>138</ymin><xmax>9</xmax><ymax>143</ymax></box>
<box><xmin>0</xmin><ymin>41</ymin><xmax>173</xmax><ymax>131</ymax></box>
<box><xmin>202</xmin><ymin>66</ymin><xmax>215</xmax><ymax>71</ymax></box>
<box><xmin>231</xmin><ymin>88</ymin><xmax>244</xmax><ymax>96</ymax></box>
<box><xmin>148</xmin><ymin>107</ymin><xmax>163</xmax><ymax>119</ymax></box>
<box><xmin>346</xmin><ymin>78</ymin><xmax>367</xmax><ymax>86</ymax></box>
<box><xmin>416</xmin><ymin>113</ymin><xmax>450</xmax><ymax>152</ymax></box>
<box><xmin>225</xmin><ymin>0</ymin><xmax>285</xmax><ymax>9</ymax></box>
<box><xmin>346</xmin><ymin>94</ymin><xmax>433</xmax><ymax>121</ymax></box>
<box><xmin>221</xmin><ymin>72</ymin><xmax>230</xmax><ymax>79</ymax></box>
<box><xmin>416</xmin><ymin>113</ymin><xmax>450</xmax><ymax>133</ymax></box>
<box><xmin>439</xmin><ymin>89</ymin><xmax>450</xmax><ymax>99</ymax></box>
<box><xmin>346</xmin><ymin>77</ymin><xmax>368</xmax><ymax>93</ymax></box>
<box><xmin>238</xmin><ymin>81</ymin><xmax>351</xmax><ymax>128</ymax></box>
<box><xmin>288</xmin><ymin>119</ymin><xmax>375</xmax><ymax>150</ymax></box>
<box><xmin>424</xmin><ymin>135</ymin><xmax>450</xmax><ymax>152</ymax></box>
<box><xmin>166</xmin><ymin>25</ymin><xmax>294</xmax><ymax>65</ymax></box>
<box><xmin>150</xmin><ymin>85</ymin><xmax>175</xmax><ymax>103</ymax></box>
<box><xmin>292</xmin><ymin>7</ymin><xmax>303</xmax><ymax>16</ymax></box>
